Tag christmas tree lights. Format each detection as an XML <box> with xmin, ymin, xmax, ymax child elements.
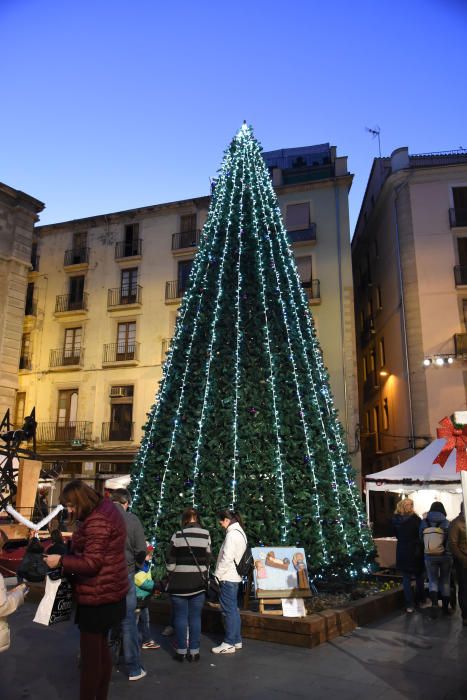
<box><xmin>130</xmin><ymin>124</ymin><xmax>375</xmax><ymax>578</ymax></box>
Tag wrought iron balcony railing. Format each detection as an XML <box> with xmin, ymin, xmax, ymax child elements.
<box><xmin>287</xmin><ymin>224</ymin><xmax>317</xmax><ymax>244</ymax></box>
<box><xmin>103</xmin><ymin>342</ymin><xmax>140</xmax><ymax>363</ymax></box>
<box><xmin>19</xmin><ymin>355</ymin><xmax>31</xmax><ymax>370</ymax></box>
<box><xmin>454</xmin><ymin>333</ymin><xmax>467</xmax><ymax>358</ymax></box>
<box><xmin>172</xmin><ymin>230</ymin><xmax>201</xmax><ymax>250</ymax></box>
<box><xmin>165</xmin><ymin>279</ymin><xmax>188</xmax><ymax>301</ymax></box>
<box><xmin>449</xmin><ymin>208</ymin><xmax>467</xmax><ymax>228</ymax></box>
<box><xmin>49</xmin><ymin>347</ymin><xmax>83</xmax><ymax>368</ymax></box>
<box><xmin>64</xmin><ymin>247</ymin><xmax>90</xmax><ymax>266</ymax></box>
<box><xmin>360</xmin><ymin>316</ymin><xmax>375</xmax><ymax>346</ymax></box>
<box><xmin>36</xmin><ymin>421</ymin><xmax>92</xmax><ymax>444</ymax></box>
<box><xmin>115</xmin><ymin>239</ymin><xmax>142</xmax><ymax>259</ymax></box>
<box><xmin>55</xmin><ymin>293</ymin><xmax>88</xmax><ymax>313</ymax></box>
<box><xmin>301</xmin><ymin>279</ymin><xmax>320</xmax><ymax>301</ymax></box>
<box><xmin>107</xmin><ymin>286</ymin><xmax>142</xmax><ymax>308</ymax></box>
<box><xmin>101</xmin><ymin>422</ymin><xmax>134</xmax><ymax>442</ymax></box>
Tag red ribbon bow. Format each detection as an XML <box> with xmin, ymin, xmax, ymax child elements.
<box><xmin>434</xmin><ymin>416</ymin><xmax>467</xmax><ymax>472</ymax></box>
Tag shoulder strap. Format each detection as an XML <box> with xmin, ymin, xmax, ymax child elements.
<box><xmin>182</xmin><ymin>530</ymin><xmax>208</xmax><ymax>585</ymax></box>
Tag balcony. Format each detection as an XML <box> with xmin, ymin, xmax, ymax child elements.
<box><xmin>19</xmin><ymin>355</ymin><xmax>31</xmax><ymax>370</ymax></box>
<box><xmin>55</xmin><ymin>293</ymin><xmax>88</xmax><ymax>314</ymax></box>
<box><xmin>287</xmin><ymin>224</ymin><xmax>317</xmax><ymax>244</ymax></box>
<box><xmin>172</xmin><ymin>230</ymin><xmax>201</xmax><ymax>251</ymax></box>
<box><xmin>115</xmin><ymin>239</ymin><xmax>142</xmax><ymax>260</ymax></box>
<box><xmin>363</xmin><ymin>371</ymin><xmax>379</xmax><ymax>402</ymax></box>
<box><xmin>49</xmin><ymin>347</ymin><xmax>83</xmax><ymax>369</ymax></box>
<box><xmin>454</xmin><ymin>266</ymin><xmax>467</xmax><ymax>287</ymax></box>
<box><xmin>64</xmin><ymin>247</ymin><xmax>90</xmax><ymax>267</ymax></box>
<box><xmin>107</xmin><ymin>286</ymin><xmax>142</xmax><ymax>309</ymax></box>
<box><xmin>103</xmin><ymin>342</ymin><xmax>140</xmax><ymax>365</ymax></box>
<box><xmin>301</xmin><ymin>279</ymin><xmax>320</xmax><ymax>304</ymax></box>
<box><xmin>360</xmin><ymin>316</ymin><xmax>375</xmax><ymax>347</ymax></box>
<box><xmin>101</xmin><ymin>422</ymin><xmax>134</xmax><ymax>442</ymax></box>
<box><xmin>165</xmin><ymin>279</ymin><xmax>187</xmax><ymax>303</ymax></box>
<box><xmin>36</xmin><ymin>421</ymin><xmax>92</xmax><ymax>445</ymax></box>
<box><xmin>454</xmin><ymin>333</ymin><xmax>467</xmax><ymax>358</ymax></box>
<box><xmin>449</xmin><ymin>208</ymin><xmax>467</xmax><ymax>228</ymax></box>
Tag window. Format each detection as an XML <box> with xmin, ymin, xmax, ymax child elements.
<box><xmin>286</xmin><ymin>203</ymin><xmax>310</xmax><ymax>231</ymax></box>
<box><xmin>367</xmin><ymin>297</ymin><xmax>374</xmax><ymax>318</ymax></box>
<box><xmin>180</xmin><ymin>214</ymin><xmax>197</xmax><ymax>233</ymax></box>
<box><xmin>177</xmin><ymin>259</ymin><xmax>193</xmax><ymax>295</ymax></box>
<box><xmin>379</xmin><ymin>338</ymin><xmax>386</xmax><ymax>368</ymax></box>
<box><xmin>56</xmin><ymin>389</ymin><xmax>79</xmax><ymax>440</ymax></box>
<box><xmin>369</xmin><ymin>350</ymin><xmax>376</xmax><ymax>373</ymax></box>
<box><xmin>376</xmin><ymin>285</ymin><xmax>382</xmax><ymax>310</ymax></box>
<box><xmin>463</xmin><ymin>299</ymin><xmax>467</xmax><ymax>330</ymax></box>
<box><xmin>25</xmin><ymin>282</ymin><xmax>35</xmax><ymax>315</ymax></box>
<box><xmin>116</xmin><ymin>322</ymin><xmax>136</xmax><ymax>360</ymax></box>
<box><xmin>373</xmin><ymin>406</ymin><xmax>380</xmax><ymax>451</ymax></box>
<box><xmin>122</xmin><ymin>224</ymin><xmax>140</xmax><ymax>256</ymax></box>
<box><xmin>453</xmin><ymin>187</ymin><xmax>467</xmax><ymax>226</ymax></box>
<box><xmin>362</xmin><ymin>356</ymin><xmax>368</xmax><ymax>381</ymax></box>
<box><xmin>383</xmin><ymin>398</ymin><xmax>389</xmax><ymax>430</ymax></box>
<box><xmin>73</xmin><ymin>231</ymin><xmax>87</xmax><ymax>250</ymax></box>
<box><xmin>31</xmin><ymin>242</ymin><xmax>39</xmax><ymax>270</ymax></box>
<box><xmin>295</xmin><ymin>256</ymin><xmax>312</xmax><ymax>284</ymax></box>
<box><xmin>365</xmin><ymin>411</ymin><xmax>370</xmax><ymax>434</ymax></box>
<box><xmin>458</xmin><ymin>238</ymin><xmax>467</xmax><ymax>267</ymax></box>
<box><xmin>69</xmin><ymin>276</ymin><xmax>85</xmax><ymax>307</ymax></box>
<box><xmin>109</xmin><ymin>385</ymin><xmax>134</xmax><ymax>440</ymax></box>
<box><xmin>15</xmin><ymin>392</ymin><xmax>26</xmax><ymax>427</ymax></box>
<box><xmin>63</xmin><ymin>328</ymin><xmax>82</xmax><ymax>364</ymax></box>
<box><xmin>120</xmin><ymin>268</ymin><xmax>138</xmax><ymax>303</ymax></box>
<box><xmin>19</xmin><ymin>334</ymin><xmax>31</xmax><ymax>369</ymax></box>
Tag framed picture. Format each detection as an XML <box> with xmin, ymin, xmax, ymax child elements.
<box><xmin>252</xmin><ymin>546</ymin><xmax>310</xmax><ymax>596</ymax></box>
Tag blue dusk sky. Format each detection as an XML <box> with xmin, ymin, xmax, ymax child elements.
<box><xmin>1</xmin><ymin>0</ymin><xmax>466</xmax><ymax>233</ymax></box>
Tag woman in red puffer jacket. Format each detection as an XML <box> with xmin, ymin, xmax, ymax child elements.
<box><xmin>45</xmin><ymin>480</ymin><xmax>128</xmax><ymax>700</ymax></box>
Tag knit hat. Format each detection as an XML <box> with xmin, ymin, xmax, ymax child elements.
<box><xmin>429</xmin><ymin>501</ymin><xmax>447</xmax><ymax>516</ymax></box>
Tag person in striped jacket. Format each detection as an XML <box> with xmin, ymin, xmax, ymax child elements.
<box><xmin>166</xmin><ymin>508</ymin><xmax>211</xmax><ymax>662</ymax></box>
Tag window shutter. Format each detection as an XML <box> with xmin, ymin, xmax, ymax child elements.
<box><xmin>286</xmin><ymin>203</ymin><xmax>310</xmax><ymax>231</ymax></box>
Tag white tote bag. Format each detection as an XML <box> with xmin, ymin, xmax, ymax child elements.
<box><xmin>33</xmin><ymin>577</ymin><xmax>73</xmax><ymax>626</ymax></box>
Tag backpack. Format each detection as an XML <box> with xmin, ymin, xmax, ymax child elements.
<box><xmin>234</xmin><ymin>530</ymin><xmax>254</xmax><ymax>578</ymax></box>
<box><xmin>423</xmin><ymin>524</ymin><xmax>446</xmax><ymax>556</ymax></box>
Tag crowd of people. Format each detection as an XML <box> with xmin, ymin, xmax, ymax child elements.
<box><xmin>392</xmin><ymin>498</ymin><xmax>467</xmax><ymax>621</ymax></box>
<box><xmin>0</xmin><ymin>481</ymin><xmax>249</xmax><ymax>700</ymax></box>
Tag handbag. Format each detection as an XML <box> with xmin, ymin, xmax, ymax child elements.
<box><xmin>181</xmin><ymin>531</ymin><xmax>218</xmax><ymax>597</ymax></box>
<box><xmin>33</xmin><ymin>576</ymin><xmax>73</xmax><ymax>626</ymax></box>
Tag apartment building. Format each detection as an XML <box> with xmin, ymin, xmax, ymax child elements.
<box><xmin>14</xmin><ymin>143</ymin><xmax>360</xmax><ymax>498</ymax></box>
<box><xmin>352</xmin><ymin>147</ymin><xmax>467</xmax><ymax>527</ymax></box>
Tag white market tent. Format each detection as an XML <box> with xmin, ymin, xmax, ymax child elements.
<box><xmin>104</xmin><ymin>474</ymin><xmax>131</xmax><ymax>490</ymax></box>
<box><xmin>365</xmin><ymin>438</ymin><xmax>462</xmax><ymax>521</ymax></box>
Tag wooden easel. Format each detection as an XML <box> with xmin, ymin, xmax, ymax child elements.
<box><xmin>256</xmin><ymin>588</ymin><xmax>311</xmax><ymax>615</ymax></box>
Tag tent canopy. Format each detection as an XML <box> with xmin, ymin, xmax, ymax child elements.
<box><xmin>365</xmin><ymin>438</ymin><xmax>461</xmax><ymax>492</ymax></box>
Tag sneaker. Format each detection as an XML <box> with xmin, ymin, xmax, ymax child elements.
<box><xmin>187</xmin><ymin>653</ymin><xmax>200</xmax><ymax>662</ymax></box>
<box><xmin>405</xmin><ymin>607</ymin><xmax>415</xmax><ymax>614</ymax></box>
<box><xmin>142</xmin><ymin>640</ymin><xmax>160</xmax><ymax>649</ymax></box>
<box><xmin>212</xmin><ymin>642</ymin><xmax>236</xmax><ymax>654</ymax></box>
<box><xmin>162</xmin><ymin>625</ymin><xmax>175</xmax><ymax>637</ymax></box>
<box><xmin>129</xmin><ymin>669</ymin><xmax>147</xmax><ymax>682</ymax></box>
<box><xmin>234</xmin><ymin>642</ymin><xmax>242</xmax><ymax>649</ymax></box>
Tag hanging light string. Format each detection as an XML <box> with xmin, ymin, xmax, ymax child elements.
<box><xmin>247</xmin><ymin>141</ymin><xmax>328</xmax><ymax>559</ymax></box>
<box><xmin>131</xmin><ymin>150</ymin><xmax>235</xmax><ymax>512</ymax></box>
<box><xmin>229</xmin><ymin>145</ymin><xmax>246</xmax><ymax>510</ymax></box>
<box><xmin>255</xmin><ymin>150</ymin><xmax>372</xmax><ymax>558</ymax></box>
<box><xmin>243</xmin><ymin>136</ymin><xmax>289</xmax><ymax>544</ymax></box>
<box><xmin>191</xmin><ymin>148</ymin><xmax>243</xmax><ymax>507</ymax></box>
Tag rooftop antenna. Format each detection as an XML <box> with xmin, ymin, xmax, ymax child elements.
<box><xmin>365</xmin><ymin>126</ymin><xmax>382</xmax><ymax>159</ymax></box>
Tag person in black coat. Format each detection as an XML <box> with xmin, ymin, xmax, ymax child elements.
<box><xmin>392</xmin><ymin>498</ymin><xmax>427</xmax><ymax>613</ymax></box>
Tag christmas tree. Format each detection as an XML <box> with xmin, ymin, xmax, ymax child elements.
<box><xmin>130</xmin><ymin>124</ymin><xmax>374</xmax><ymax>579</ymax></box>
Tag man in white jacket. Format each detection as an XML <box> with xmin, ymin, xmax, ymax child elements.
<box><xmin>0</xmin><ymin>530</ymin><xmax>28</xmax><ymax>653</ymax></box>
<box><xmin>212</xmin><ymin>511</ymin><xmax>247</xmax><ymax>654</ymax></box>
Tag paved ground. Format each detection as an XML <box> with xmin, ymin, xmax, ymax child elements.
<box><xmin>2</xmin><ymin>596</ymin><xmax>467</xmax><ymax>700</ymax></box>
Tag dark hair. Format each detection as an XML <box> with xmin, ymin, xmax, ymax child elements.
<box><xmin>0</xmin><ymin>529</ymin><xmax>8</xmax><ymax>550</ymax></box>
<box><xmin>110</xmin><ymin>488</ymin><xmax>131</xmax><ymax>506</ymax></box>
<box><xmin>429</xmin><ymin>501</ymin><xmax>447</xmax><ymax>517</ymax></box>
<box><xmin>181</xmin><ymin>508</ymin><xmax>200</xmax><ymax>527</ymax></box>
<box><xmin>217</xmin><ymin>509</ymin><xmax>245</xmax><ymax>530</ymax></box>
<box><xmin>61</xmin><ymin>480</ymin><xmax>102</xmax><ymax>521</ymax></box>
<box><xmin>50</xmin><ymin>529</ymin><xmax>64</xmax><ymax>545</ymax></box>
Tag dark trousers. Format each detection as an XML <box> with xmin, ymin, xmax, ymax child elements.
<box><xmin>79</xmin><ymin>630</ymin><xmax>112</xmax><ymax>700</ymax></box>
<box><xmin>454</xmin><ymin>561</ymin><xmax>467</xmax><ymax>619</ymax></box>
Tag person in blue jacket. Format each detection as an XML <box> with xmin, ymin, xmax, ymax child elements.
<box><xmin>420</xmin><ymin>501</ymin><xmax>453</xmax><ymax>618</ymax></box>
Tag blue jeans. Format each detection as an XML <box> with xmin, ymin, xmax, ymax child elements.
<box><xmin>425</xmin><ymin>556</ymin><xmax>452</xmax><ymax>597</ymax></box>
<box><xmin>171</xmin><ymin>593</ymin><xmax>205</xmax><ymax>654</ymax></box>
<box><xmin>137</xmin><ymin>606</ymin><xmax>151</xmax><ymax>644</ymax></box>
<box><xmin>219</xmin><ymin>581</ymin><xmax>241</xmax><ymax>645</ymax></box>
<box><xmin>121</xmin><ymin>575</ymin><xmax>143</xmax><ymax>676</ymax></box>
<box><xmin>401</xmin><ymin>571</ymin><xmax>425</xmax><ymax>607</ymax></box>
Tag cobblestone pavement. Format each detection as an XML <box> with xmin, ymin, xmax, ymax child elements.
<box><xmin>2</xmin><ymin>598</ymin><xmax>467</xmax><ymax>700</ymax></box>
